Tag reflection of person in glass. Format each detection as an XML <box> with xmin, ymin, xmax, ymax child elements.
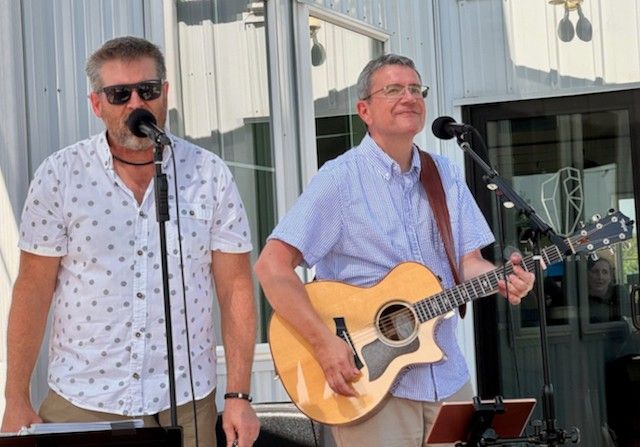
<box><xmin>588</xmin><ymin>257</ymin><xmax>623</xmax><ymax>323</ymax></box>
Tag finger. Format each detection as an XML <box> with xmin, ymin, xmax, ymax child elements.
<box><xmin>329</xmin><ymin>372</ymin><xmax>358</xmax><ymax>396</ymax></box>
<box><xmin>225</xmin><ymin>428</ymin><xmax>238</xmax><ymax>447</ymax></box>
<box><xmin>498</xmin><ymin>279</ymin><xmax>524</xmax><ymax>304</ymax></box>
<box><xmin>508</xmin><ymin>274</ymin><xmax>534</xmax><ymax>298</ymax></box>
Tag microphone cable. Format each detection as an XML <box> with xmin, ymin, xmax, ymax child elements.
<box><xmin>459</xmin><ymin>123</ymin><xmax>525</xmax><ymax>396</ymax></box>
<box><xmin>167</xmin><ymin>143</ymin><xmax>201</xmax><ymax>447</ymax></box>
<box><xmin>478</xmin><ymin>127</ymin><xmax>530</xmax><ymax>394</ymax></box>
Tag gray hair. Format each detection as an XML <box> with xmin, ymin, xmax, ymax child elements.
<box><xmin>85</xmin><ymin>36</ymin><xmax>166</xmax><ymax>91</ymax></box>
<box><xmin>356</xmin><ymin>54</ymin><xmax>421</xmax><ymax>99</ymax></box>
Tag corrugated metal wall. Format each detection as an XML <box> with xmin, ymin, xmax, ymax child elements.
<box><xmin>439</xmin><ymin>0</ymin><xmax>640</xmax><ymax>104</ymax></box>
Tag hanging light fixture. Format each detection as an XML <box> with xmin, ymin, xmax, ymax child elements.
<box><xmin>310</xmin><ymin>24</ymin><xmax>326</xmax><ymax>66</ymax></box>
<box><xmin>548</xmin><ymin>0</ymin><xmax>592</xmax><ymax>42</ymax></box>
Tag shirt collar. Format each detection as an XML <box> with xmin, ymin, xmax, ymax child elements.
<box><xmin>360</xmin><ymin>133</ymin><xmax>421</xmax><ymax>181</ymax></box>
<box><xmin>96</xmin><ymin>130</ymin><xmax>175</xmax><ymax>170</ymax></box>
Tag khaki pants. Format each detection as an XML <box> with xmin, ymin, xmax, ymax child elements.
<box><xmin>331</xmin><ymin>382</ymin><xmax>474</xmax><ymax>447</ymax></box>
<box><xmin>39</xmin><ymin>389</ymin><xmax>217</xmax><ymax>447</ymax></box>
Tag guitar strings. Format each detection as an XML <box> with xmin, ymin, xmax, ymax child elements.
<box><xmin>332</xmin><ymin>224</ymin><xmax>602</xmax><ymax>346</ymax></box>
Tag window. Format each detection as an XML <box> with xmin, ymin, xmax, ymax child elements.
<box><xmin>173</xmin><ymin>0</ymin><xmax>275</xmax><ymax>341</ymax></box>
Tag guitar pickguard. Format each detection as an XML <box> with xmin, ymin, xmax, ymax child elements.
<box><xmin>361</xmin><ymin>337</ymin><xmax>420</xmax><ymax>381</ymax></box>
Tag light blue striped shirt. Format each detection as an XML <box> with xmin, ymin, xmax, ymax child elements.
<box><xmin>270</xmin><ymin>133</ymin><xmax>494</xmax><ymax>401</ymax></box>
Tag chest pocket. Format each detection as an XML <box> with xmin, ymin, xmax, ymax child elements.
<box><xmin>167</xmin><ymin>201</ymin><xmax>213</xmax><ymax>264</ymax></box>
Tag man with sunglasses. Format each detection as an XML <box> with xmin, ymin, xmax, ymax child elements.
<box><xmin>2</xmin><ymin>36</ymin><xmax>260</xmax><ymax>447</ymax></box>
<box><xmin>255</xmin><ymin>54</ymin><xmax>534</xmax><ymax>446</ymax></box>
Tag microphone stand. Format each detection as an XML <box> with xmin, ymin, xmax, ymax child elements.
<box><xmin>454</xmin><ymin>130</ymin><xmax>579</xmax><ymax>445</ymax></box>
<box><xmin>153</xmin><ymin>140</ymin><xmax>179</xmax><ymax>430</ymax></box>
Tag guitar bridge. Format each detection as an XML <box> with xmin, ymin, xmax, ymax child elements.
<box><xmin>333</xmin><ymin>317</ymin><xmax>364</xmax><ymax>370</ymax></box>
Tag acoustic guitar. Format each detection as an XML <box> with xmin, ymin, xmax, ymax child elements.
<box><xmin>268</xmin><ymin>211</ymin><xmax>634</xmax><ymax>426</ymax></box>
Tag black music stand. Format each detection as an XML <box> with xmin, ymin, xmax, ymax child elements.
<box><xmin>0</xmin><ymin>426</ymin><xmax>182</xmax><ymax>447</ymax></box>
<box><xmin>426</xmin><ymin>396</ymin><xmax>536</xmax><ymax>446</ymax></box>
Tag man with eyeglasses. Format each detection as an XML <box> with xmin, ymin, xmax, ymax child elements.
<box><xmin>255</xmin><ymin>53</ymin><xmax>534</xmax><ymax>446</ymax></box>
<box><xmin>2</xmin><ymin>36</ymin><xmax>260</xmax><ymax>447</ymax></box>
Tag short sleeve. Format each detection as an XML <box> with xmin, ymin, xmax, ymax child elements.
<box><xmin>18</xmin><ymin>157</ymin><xmax>68</xmax><ymax>257</ymax></box>
<box><xmin>210</xmin><ymin>162</ymin><xmax>253</xmax><ymax>253</ymax></box>
<box><xmin>269</xmin><ymin>166</ymin><xmax>343</xmax><ymax>268</ymax></box>
<box><xmin>449</xmin><ymin>163</ymin><xmax>495</xmax><ymax>256</ymax></box>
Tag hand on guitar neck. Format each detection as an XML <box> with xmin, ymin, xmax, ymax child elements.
<box><xmin>462</xmin><ymin>251</ymin><xmax>535</xmax><ymax>305</ymax></box>
<box><xmin>498</xmin><ymin>253</ymin><xmax>535</xmax><ymax>304</ymax></box>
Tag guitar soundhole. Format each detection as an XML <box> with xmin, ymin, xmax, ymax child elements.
<box><xmin>376</xmin><ymin>302</ymin><xmax>419</xmax><ymax>346</ymax></box>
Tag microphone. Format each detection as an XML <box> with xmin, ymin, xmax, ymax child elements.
<box><xmin>126</xmin><ymin>108</ymin><xmax>171</xmax><ymax>146</ymax></box>
<box><xmin>432</xmin><ymin>116</ymin><xmax>474</xmax><ymax>140</ymax></box>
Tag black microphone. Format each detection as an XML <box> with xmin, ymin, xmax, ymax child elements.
<box><xmin>126</xmin><ymin>108</ymin><xmax>171</xmax><ymax>146</ymax></box>
<box><xmin>432</xmin><ymin>116</ymin><xmax>474</xmax><ymax>140</ymax></box>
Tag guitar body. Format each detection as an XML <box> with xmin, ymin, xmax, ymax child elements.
<box><xmin>268</xmin><ymin>262</ymin><xmax>449</xmax><ymax>426</ymax></box>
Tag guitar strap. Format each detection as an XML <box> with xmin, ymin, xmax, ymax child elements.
<box><xmin>419</xmin><ymin>150</ymin><xmax>466</xmax><ymax>318</ymax></box>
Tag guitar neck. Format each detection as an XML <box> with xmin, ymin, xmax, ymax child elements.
<box><xmin>413</xmin><ymin>244</ymin><xmax>565</xmax><ymax>322</ymax></box>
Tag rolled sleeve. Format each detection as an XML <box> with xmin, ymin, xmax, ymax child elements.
<box><xmin>19</xmin><ymin>157</ymin><xmax>68</xmax><ymax>257</ymax></box>
<box><xmin>210</xmin><ymin>163</ymin><xmax>253</xmax><ymax>253</ymax></box>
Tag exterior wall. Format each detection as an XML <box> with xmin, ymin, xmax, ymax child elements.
<box><xmin>437</xmin><ymin>0</ymin><xmax>640</xmax><ymax>106</ymax></box>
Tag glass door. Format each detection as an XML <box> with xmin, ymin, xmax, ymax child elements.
<box><xmin>466</xmin><ymin>90</ymin><xmax>640</xmax><ymax>447</ymax></box>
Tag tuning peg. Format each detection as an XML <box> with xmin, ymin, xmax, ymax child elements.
<box><xmin>591</xmin><ymin>214</ymin><xmax>601</xmax><ymax>222</ymax></box>
<box><xmin>609</xmin><ymin>247</ymin><xmax>615</xmax><ymax>255</ymax></box>
<box><xmin>590</xmin><ymin>252</ymin><xmax>599</xmax><ymax>261</ymax></box>
<box><xmin>608</xmin><ymin>208</ymin><xmax>616</xmax><ymax>215</ymax></box>
<box><xmin>579</xmin><ymin>221</ymin><xmax>585</xmax><ymax>228</ymax></box>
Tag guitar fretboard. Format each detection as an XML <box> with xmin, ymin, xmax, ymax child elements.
<box><xmin>413</xmin><ymin>244</ymin><xmax>565</xmax><ymax>323</ymax></box>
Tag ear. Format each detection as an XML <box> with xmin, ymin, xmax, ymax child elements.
<box><xmin>356</xmin><ymin>100</ymin><xmax>372</xmax><ymax>127</ymax></box>
<box><xmin>89</xmin><ymin>91</ymin><xmax>103</xmax><ymax>119</ymax></box>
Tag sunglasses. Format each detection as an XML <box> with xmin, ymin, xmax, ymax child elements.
<box><xmin>99</xmin><ymin>80</ymin><xmax>163</xmax><ymax>105</ymax></box>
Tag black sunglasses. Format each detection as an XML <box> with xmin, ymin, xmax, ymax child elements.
<box><xmin>99</xmin><ymin>80</ymin><xmax>163</xmax><ymax>105</ymax></box>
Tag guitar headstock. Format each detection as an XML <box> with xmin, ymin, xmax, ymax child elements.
<box><xmin>565</xmin><ymin>210</ymin><xmax>634</xmax><ymax>256</ymax></box>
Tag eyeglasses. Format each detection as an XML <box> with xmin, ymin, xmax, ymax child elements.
<box><xmin>99</xmin><ymin>80</ymin><xmax>163</xmax><ymax>105</ymax></box>
<box><xmin>363</xmin><ymin>84</ymin><xmax>429</xmax><ymax>100</ymax></box>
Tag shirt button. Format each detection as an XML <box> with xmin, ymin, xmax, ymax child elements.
<box><xmin>137</xmin><ymin>250</ymin><xmax>144</xmax><ymax>256</ymax></box>
<box><xmin>133</xmin><ymin>372</ymin><xmax>140</xmax><ymax>379</ymax></box>
<box><xmin>139</xmin><ymin>211</ymin><xmax>147</xmax><ymax>218</ymax></box>
<box><xmin>189</xmin><ymin>210</ymin><xmax>195</xmax><ymax>216</ymax></box>
<box><xmin>135</xmin><ymin>332</ymin><xmax>141</xmax><ymax>338</ymax></box>
<box><xmin>136</xmin><ymin>292</ymin><xmax>145</xmax><ymax>299</ymax></box>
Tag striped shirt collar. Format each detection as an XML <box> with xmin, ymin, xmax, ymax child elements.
<box><xmin>358</xmin><ymin>133</ymin><xmax>421</xmax><ymax>182</ymax></box>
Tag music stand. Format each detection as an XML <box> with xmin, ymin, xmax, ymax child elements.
<box><xmin>426</xmin><ymin>396</ymin><xmax>536</xmax><ymax>446</ymax></box>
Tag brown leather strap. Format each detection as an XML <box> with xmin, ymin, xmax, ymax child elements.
<box><xmin>419</xmin><ymin>150</ymin><xmax>466</xmax><ymax>318</ymax></box>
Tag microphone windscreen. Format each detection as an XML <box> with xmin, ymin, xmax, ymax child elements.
<box><xmin>432</xmin><ymin>116</ymin><xmax>456</xmax><ymax>140</ymax></box>
<box><xmin>126</xmin><ymin>108</ymin><xmax>157</xmax><ymax>138</ymax></box>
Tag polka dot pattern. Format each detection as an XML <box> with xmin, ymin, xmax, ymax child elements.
<box><xmin>19</xmin><ymin>131</ymin><xmax>252</xmax><ymax>415</ymax></box>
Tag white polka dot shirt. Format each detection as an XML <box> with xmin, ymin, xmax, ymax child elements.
<box><xmin>19</xmin><ymin>131</ymin><xmax>252</xmax><ymax>415</ymax></box>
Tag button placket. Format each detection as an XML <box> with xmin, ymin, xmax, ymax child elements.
<box><xmin>129</xmin><ymin>205</ymin><xmax>150</xmax><ymax>410</ymax></box>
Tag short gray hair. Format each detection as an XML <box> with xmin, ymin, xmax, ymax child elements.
<box><xmin>356</xmin><ymin>54</ymin><xmax>421</xmax><ymax>99</ymax></box>
<box><xmin>85</xmin><ymin>36</ymin><xmax>166</xmax><ymax>91</ymax></box>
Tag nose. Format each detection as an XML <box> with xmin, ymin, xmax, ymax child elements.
<box><xmin>127</xmin><ymin>89</ymin><xmax>146</xmax><ymax>108</ymax></box>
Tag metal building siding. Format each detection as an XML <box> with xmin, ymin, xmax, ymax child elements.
<box><xmin>0</xmin><ymin>0</ymin><xmax>28</xmax><ymax>380</ymax></box>
<box><xmin>446</xmin><ymin>0</ymin><xmax>640</xmax><ymax>103</ymax></box>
